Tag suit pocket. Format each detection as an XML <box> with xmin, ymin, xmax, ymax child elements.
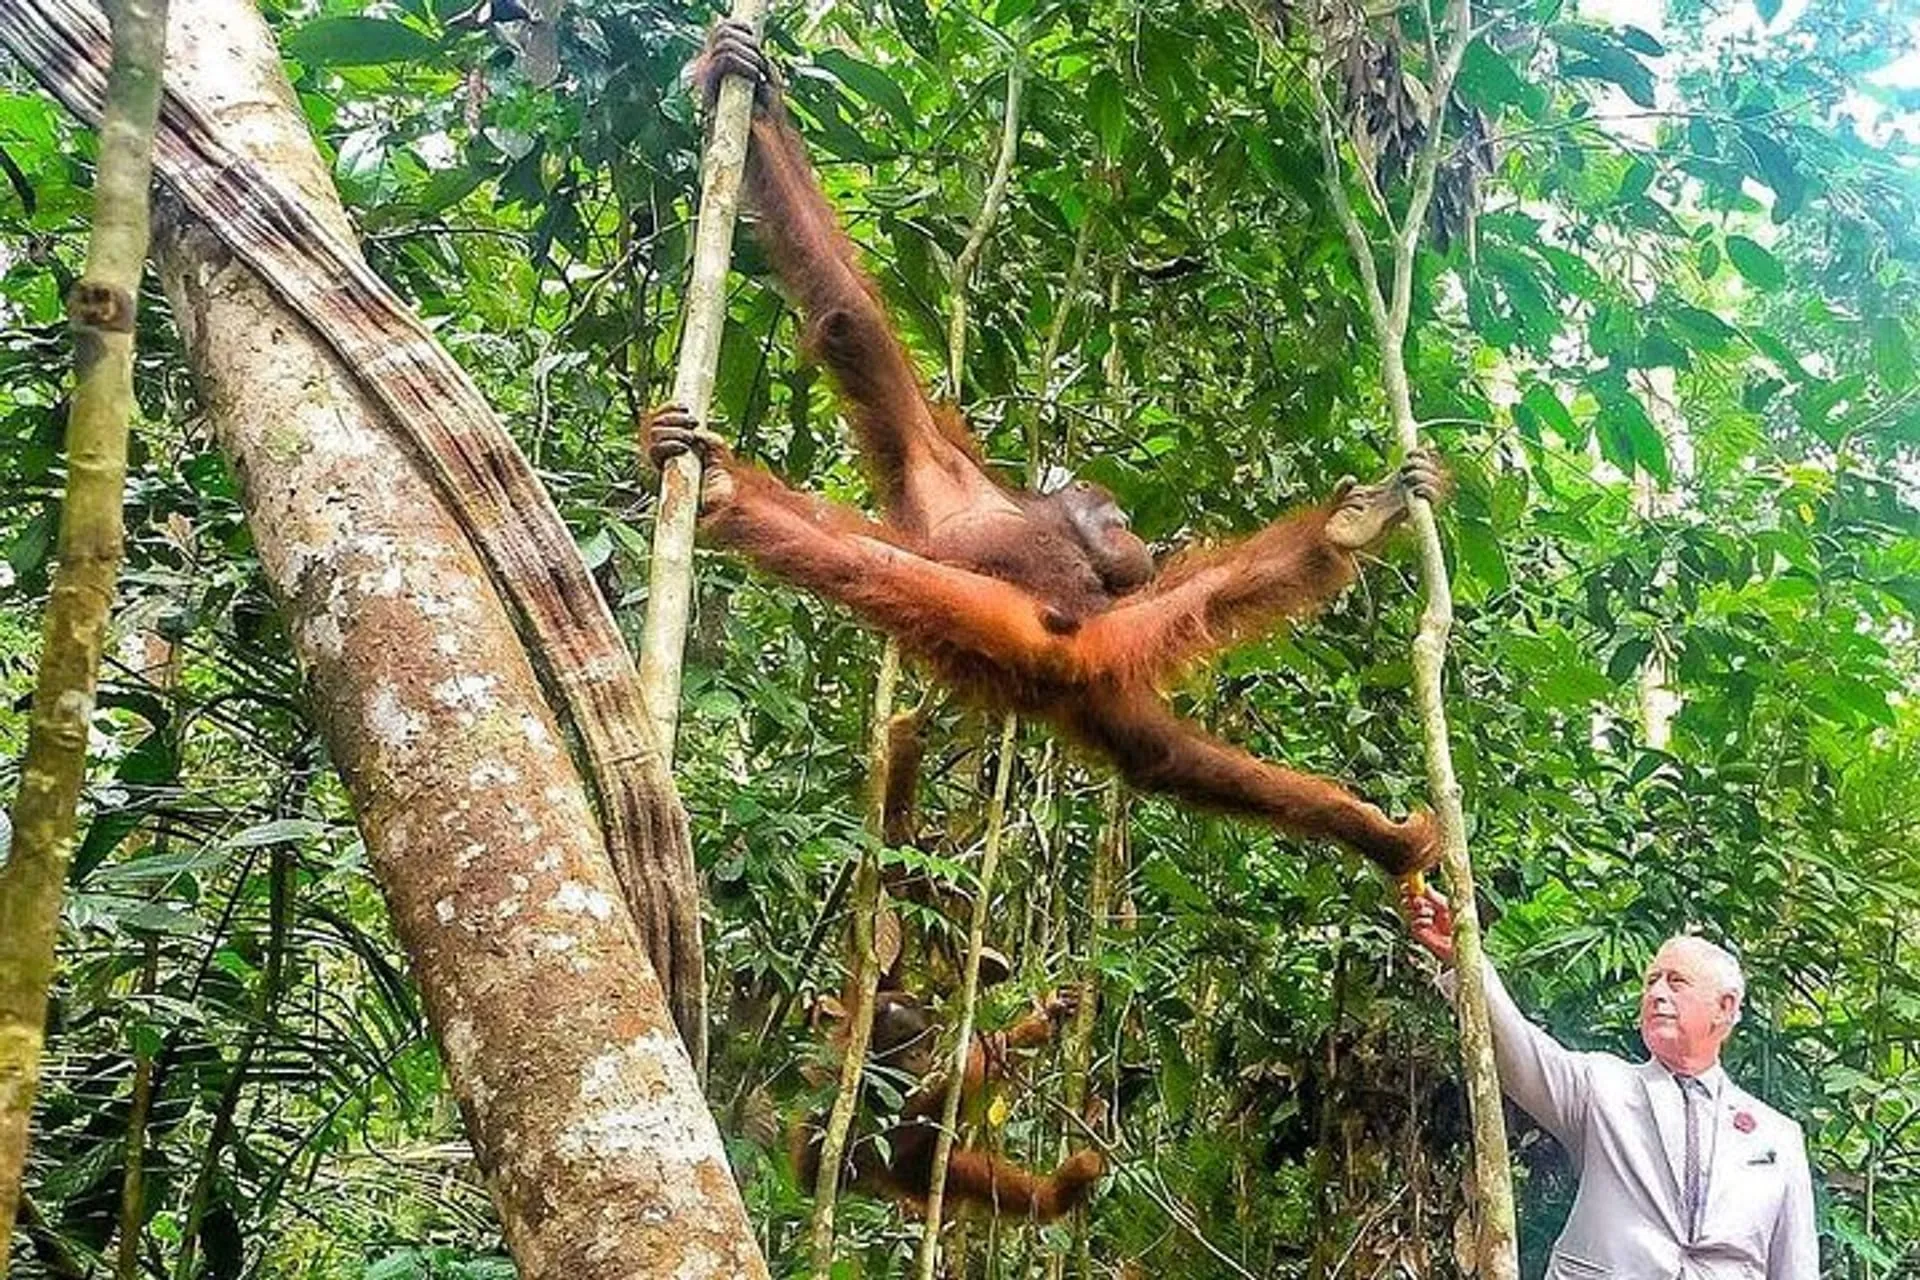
<box><xmin>1550</xmin><ymin>1252</ymin><xmax>1610</xmax><ymax>1279</ymax></box>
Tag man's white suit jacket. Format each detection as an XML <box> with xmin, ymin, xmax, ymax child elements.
<box><xmin>1452</xmin><ymin>961</ymin><xmax>1818</xmax><ymax>1279</ymax></box>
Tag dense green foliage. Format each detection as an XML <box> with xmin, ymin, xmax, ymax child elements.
<box><xmin>1</xmin><ymin>0</ymin><xmax>1915</xmax><ymax>1275</ymax></box>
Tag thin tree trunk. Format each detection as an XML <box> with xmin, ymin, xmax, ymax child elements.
<box><xmin>915</xmin><ymin>712</ymin><xmax>1019</xmax><ymax>1280</ymax></box>
<box><xmin>1026</xmin><ymin>214</ymin><xmax>1094</xmax><ymax>479</ymax></box>
<box><xmin>1302</xmin><ymin>0</ymin><xmax>1521</xmax><ymax>1270</ymax></box>
<box><xmin>806</xmin><ymin>644</ymin><xmax>899</xmax><ymax>1276</ymax></box>
<box><xmin>4</xmin><ymin>4</ymin><xmax>769</xmax><ymax>1274</ymax></box>
<box><xmin>0</xmin><ymin>0</ymin><xmax>711</xmax><ymax>1068</ymax></box>
<box><xmin>0</xmin><ymin>0</ymin><xmax>166</xmax><ymax>1262</ymax></box>
<box><xmin>638</xmin><ymin>0</ymin><xmax>771</xmax><ymax>763</ymax></box>
<box><xmin>114</xmin><ymin>939</ymin><xmax>157</xmax><ymax>1280</ymax></box>
<box><xmin>1048</xmin><ymin>779</ymin><xmax>1123</xmax><ymax>1280</ymax></box>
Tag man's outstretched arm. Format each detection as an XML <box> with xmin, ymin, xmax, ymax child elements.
<box><xmin>1403</xmin><ymin>886</ymin><xmax>1594</xmax><ymax>1149</ymax></box>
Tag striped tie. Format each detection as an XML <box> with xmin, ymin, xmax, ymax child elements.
<box><xmin>1678</xmin><ymin>1075</ymin><xmax>1707</xmax><ymax>1238</ymax></box>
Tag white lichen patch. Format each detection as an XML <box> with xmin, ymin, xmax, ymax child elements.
<box><xmin>367</xmin><ymin>684</ymin><xmax>426</xmax><ymax>754</ymax></box>
<box><xmin>539</xmin><ymin>931</ymin><xmax>579</xmax><ymax>953</ymax></box>
<box><xmin>521</xmin><ymin>715</ymin><xmax>555</xmax><ymax>750</ymax></box>
<box><xmin>430</xmin><ymin>673</ymin><xmax>500</xmax><ymax>715</ymax></box>
<box><xmin>339</xmin><ymin>533</ymin><xmax>404</xmax><ymax>593</ymax></box>
<box><xmin>455</xmin><ymin>841</ymin><xmax>488</xmax><ymax>870</ymax></box>
<box><xmin>555</xmin><ymin>1038</ymin><xmax>724</xmax><ymax>1173</ymax></box>
<box><xmin>441</xmin><ymin>1016</ymin><xmax>494</xmax><ymax>1125</ymax></box>
<box><xmin>300</xmin><ymin>608</ymin><xmax>345</xmax><ymax>662</ymax></box>
<box><xmin>467</xmin><ymin>759</ymin><xmax>522</xmax><ymax>789</ymax></box>
<box><xmin>494</xmin><ymin>897</ymin><xmax>522</xmax><ymax>920</ymax></box>
<box><xmin>533</xmin><ymin>850</ymin><xmax>564</xmax><ymax>873</ymax></box>
<box><xmin>435</xmin><ymin>896</ymin><xmax>458</xmax><ymax>925</ymax></box>
<box><xmin>551</xmin><ymin>880</ymin><xmax>616</xmax><ymax>922</ymax></box>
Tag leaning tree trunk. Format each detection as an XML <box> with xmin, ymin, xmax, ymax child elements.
<box><xmin>0</xmin><ymin>0</ymin><xmax>710</xmax><ymax>1071</ymax></box>
<box><xmin>5</xmin><ymin>4</ymin><xmax>768</xmax><ymax>1276</ymax></box>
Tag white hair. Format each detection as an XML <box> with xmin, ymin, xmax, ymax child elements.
<box><xmin>1660</xmin><ymin>935</ymin><xmax>1747</xmax><ymax>1026</ymax></box>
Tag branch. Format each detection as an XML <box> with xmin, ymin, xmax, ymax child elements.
<box><xmin>1391</xmin><ymin>0</ymin><xmax>1472</xmax><ymax>332</ymax></box>
<box><xmin>915</xmin><ymin>712</ymin><xmax>1019</xmax><ymax>1280</ymax></box>
<box><xmin>1311</xmin><ymin>76</ymin><xmax>1392</xmax><ymax>341</ymax></box>
<box><xmin>947</xmin><ymin>56</ymin><xmax>1027</xmax><ymax>401</ymax></box>
<box><xmin>806</xmin><ymin>646</ymin><xmax>900</xmax><ymax>1277</ymax></box>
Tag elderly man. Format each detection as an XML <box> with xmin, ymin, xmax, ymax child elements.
<box><xmin>1403</xmin><ymin>887</ymin><xmax>1818</xmax><ymax>1279</ymax></box>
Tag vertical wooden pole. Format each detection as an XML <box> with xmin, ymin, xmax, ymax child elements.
<box><xmin>638</xmin><ymin>0</ymin><xmax>772</xmax><ymax>760</ymax></box>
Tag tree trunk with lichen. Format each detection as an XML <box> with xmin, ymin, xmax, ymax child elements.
<box><xmin>0</xmin><ymin>0</ymin><xmax>166</xmax><ymax>1263</ymax></box>
<box><xmin>0</xmin><ymin>0</ymin><xmax>710</xmax><ymax>1073</ymax></box>
<box><xmin>2</xmin><ymin>3</ymin><xmax>767</xmax><ymax>1275</ymax></box>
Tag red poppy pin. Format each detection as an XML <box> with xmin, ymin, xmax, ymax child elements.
<box><xmin>1733</xmin><ymin>1111</ymin><xmax>1757</xmax><ymax>1134</ymax></box>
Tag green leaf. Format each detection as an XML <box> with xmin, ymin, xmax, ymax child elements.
<box><xmin>1619</xmin><ymin>394</ymin><xmax>1671</xmax><ymax>483</ymax></box>
<box><xmin>1088</xmin><ymin>68</ymin><xmax>1127</xmax><ymax>159</ymax></box>
<box><xmin>1724</xmin><ymin>235</ymin><xmax>1785</xmax><ymax>289</ymax></box>
<box><xmin>224</xmin><ymin>818</ymin><xmax>331</xmax><ymax>849</ymax></box>
<box><xmin>1618</xmin><ymin>26</ymin><xmax>1665</xmax><ymax>56</ymax></box>
<box><xmin>1457</xmin><ymin>38</ymin><xmax>1535</xmax><ymax>113</ymax></box>
<box><xmin>1747</xmin><ymin>328</ymin><xmax>1805</xmax><ymax>378</ymax></box>
<box><xmin>1870</xmin><ymin>316</ymin><xmax>1914</xmax><ymax>387</ymax></box>
<box><xmin>1553</xmin><ymin>27</ymin><xmax>1656</xmax><ymax>108</ymax></box>
<box><xmin>1607</xmin><ymin>637</ymin><xmax>1651</xmax><ymax>683</ymax></box>
<box><xmin>1457</xmin><ymin>517</ymin><xmax>1511</xmax><ymax>593</ymax></box>
<box><xmin>1616</xmin><ymin>158</ymin><xmax>1654</xmax><ymax>202</ymax></box>
<box><xmin>1668</xmin><ymin>305</ymin><xmax>1736</xmax><ymax>348</ymax></box>
<box><xmin>813</xmin><ymin>50</ymin><xmax>916</xmax><ymax>130</ymax></box>
<box><xmin>284</xmin><ymin>17</ymin><xmax>437</xmax><ymax>68</ymax></box>
<box><xmin>7</xmin><ymin>505</ymin><xmax>53</xmax><ymax>577</ymax></box>
<box><xmin>889</xmin><ymin>0</ymin><xmax>939</xmax><ymax>59</ymax></box>
<box><xmin>1521</xmin><ymin>382</ymin><xmax>1580</xmax><ymax>445</ymax></box>
<box><xmin>1738</xmin><ymin>127</ymin><xmax>1803</xmax><ymax>221</ymax></box>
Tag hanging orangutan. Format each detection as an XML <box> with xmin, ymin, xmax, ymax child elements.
<box><xmin>649</xmin><ymin>21</ymin><xmax>1445</xmax><ymax>878</ymax></box>
<box><xmin>794</xmin><ymin>981</ymin><xmax>1104</xmax><ymax>1222</ymax></box>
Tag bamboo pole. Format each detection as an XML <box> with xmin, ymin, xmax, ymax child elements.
<box><xmin>1303</xmin><ymin>1</ymin><xmax>1520</xmax><ymax>1273</ymax></box>
<box><xmin>0</xmin><ymin>1</ymin><xmax>167</xmax><ymax>1263</ymax></box>
<box><xmin>638</xmin><ymin>0</ymin><xmax>771</xmax><ymax>761</ymax></box>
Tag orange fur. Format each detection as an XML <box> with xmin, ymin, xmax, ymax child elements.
<box><xmin>679</xmin><ymin>29</ymin><xmax>1438</xmax><ymax>878</ymax></box>
<box><xmin>791</xmin><ymin>996</ymin><xmax>1104</xmax><ymax>1223</ymax></box>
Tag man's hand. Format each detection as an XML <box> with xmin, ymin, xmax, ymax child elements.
<box><xmin>1400</xmin><ymin>883</ymin><xmax>1456</xmax><ymax>965</ymax></box>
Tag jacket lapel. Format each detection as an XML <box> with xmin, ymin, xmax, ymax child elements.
<box><xmin>1640</xmin><ymin>1062</ymin><xmax>1688</xmax><ymax>1228</ymax></box>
